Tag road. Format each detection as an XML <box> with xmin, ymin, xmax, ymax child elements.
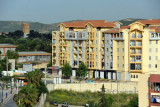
<box><xmin>0</xmin><ymin>87</ymin><xmax>17</xmax><ymax>107</ymax></box>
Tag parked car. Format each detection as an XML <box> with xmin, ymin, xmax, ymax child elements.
<box><xmin>86</xmin><ymin>80</ymin><xmax>96</xmax><ymax>83</ymax></box>
<box><xmin>85</xmin><ymin>103</ymin><xmax>89</xmax><ymax>107</ymax></box>
<box><xmin>62</xmin><ymin>102</ymin><xmax>69</xmax><ymax>107</ymax></box>
<box><xmin>53</xmin><ymin>101</ymin><xmax>58</xmax><ymax>106</ymax></box>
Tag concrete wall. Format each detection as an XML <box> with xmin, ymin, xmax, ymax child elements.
<box><xmin>47</xmin><ymin>82</ymin><xmax>138</xmax><ymax>93</ymax></box>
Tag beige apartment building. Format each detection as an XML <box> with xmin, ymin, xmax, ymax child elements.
<box><xmin>52</xmin><ymin>19</ymin><xmax>160</xmax><ymax>81</ymax></box>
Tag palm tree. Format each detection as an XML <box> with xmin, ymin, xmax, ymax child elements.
<box><xmin>14</xmin><ymin>84</ymin><xmax>39</xmax><ymax>107</ymax></box>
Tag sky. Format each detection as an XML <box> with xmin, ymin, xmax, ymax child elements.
<box><xmin>0</xmin><ymin>0</ymin><xmax>160</xmax><ymax>24</ymax></box>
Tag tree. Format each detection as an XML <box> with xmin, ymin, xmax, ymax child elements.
<box><xmin>62</xmin><ymin>62</ymin><xmax>72</xmax><ymax>77</ymax></box>
<box><xmin>4</xmin><ymin>38</ymin><xmax>15</xmax><ymax>44</ymax></box>
<box><xmin>127</xmin><ymin>96</ymin><xmax>138</xmax><ymax>107</ymax></box>
<box><xmin>14</xmin><ymin>84</ymin><xmax>39</xmax><ymax>107</ymax></box>
<box><xmin>25</xmin><ymin>70</ymin><xmax>44</xmax><ymax>87</ymax></box>
<box><xmin>77</xmin><ymin>62</ymin><xmax>88</xmax><ymax>77</ymax></box>
<box><xmin>99</xmin><ymin>84</ymin><xmax>108</xmax><ymax>107</ymax></box>
<box><xmin>6</xmin><ymin>50</ymin><xmax>19</xmax><ymax>59</ymax></box>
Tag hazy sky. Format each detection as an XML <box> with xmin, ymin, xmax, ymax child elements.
<box><xmin>0</xmin><ymin>0</ymin><xmax>160</xmax><ymax>24</ymax></box>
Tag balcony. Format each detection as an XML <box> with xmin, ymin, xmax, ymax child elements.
<box><xmin>65</xmin><ymin>31</ymin><xmax>87</xmax><ymax>40</ymax></box>
<box><xmin>52</xmin><ymin>35</ymin><xmax>56</xmax><ymax>39</ymax></box>
<box><xmin>53</xmin><ymin>50</ymin><xmax>56</xmax><ymax>53</ymax></box>
<box><xmin>79</xmin><ymin>57</ymin><xmax>82</xmax><ymax>61</ymax></box>
<box><xmin>79</xmin><ymin>44</ymin><xmax>82</xmax><ymax>47</ymax></box>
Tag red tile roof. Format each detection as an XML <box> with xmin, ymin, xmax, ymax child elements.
<box><xmin>120</xmin><ymin>26</ymin><xmax>130</xmax><ymax>29</ymax></box>
<box><xmin>103</xmin><ymin>28</ymin><xmax>120</xmax><ymax>33</ymax></box>
<box><xmin>148</xmin><ymin>26</ymin><xmax>160</xmax><ymax>33</ymax></box>
<box><xmin>61</xmin><ymin>20</ymin><xmax>116</xmax><ymax>28</ymax></box>
<box><xmin>150</xmin><ymin>74</ymin><xmax>160</xmax><ymax>83</ymax></box>
<box><xmin>138</xmin><ymin>19</ymin><xmax>160</xmax><ymax>25</ymax></box>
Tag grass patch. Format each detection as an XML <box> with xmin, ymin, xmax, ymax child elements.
<box><xmin>45</xmin><ymin>89</ymin><xmax>137</xmax><ymax>107</ymax></box>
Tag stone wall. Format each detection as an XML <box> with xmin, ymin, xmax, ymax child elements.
<box><xmin>47</xmin><ymin>82</ymin><xmax>138</xmax><ymax>93</ymax></box>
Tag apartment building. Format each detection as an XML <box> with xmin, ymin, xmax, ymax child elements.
<box><xmin>52</xmin><ymin>20</ymin><xmax>123</xmax><ymax>79</ymax></box>
<box><xmin>52</xmin><ymin>19</ymin><xmax>160</xmax><ymax>81</ymax></box>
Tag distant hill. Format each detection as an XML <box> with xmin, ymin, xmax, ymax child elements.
<box><xmin>118</xmin><ymin>18</ymin><xmax>145</xmax><ymax>26</ymax></box>
<box><xmin>0</xmin><ymin>21</ymin><xmax>59</xmax><ymax>33</ymax></box>
<box><xmin>0</xmin><ymin>18</ymin><xmax>146</xmax><ymax>33</ymax></box>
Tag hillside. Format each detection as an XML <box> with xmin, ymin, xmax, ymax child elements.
<box><xmin>0</xmin><ymin>18</ymin><xmax>145</xmax><ymax>33</ymax></box>
<box><xmin>0</xmin><ymin>21</ymin><xmax>59</xmax><ymax>33</ymax></box>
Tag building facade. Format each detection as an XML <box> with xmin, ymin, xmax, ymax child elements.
<box><xmin>52</xmin><ymin>19</ymin><xmax>160</xmax><ymax>81</ymax></box>
<box><xmin>17</xmin><ymin>51</ymin><xmax>51</xmax><ymax>63</ymax></box>
<box><xmin>0</xmin><ymin>44</ymin><xmax>17</xmax><ymax>59</ymax></box>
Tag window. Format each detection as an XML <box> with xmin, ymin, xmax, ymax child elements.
<box><xmin>53</xmin><ymin>40</ymin><xmax>56</xmax><ymax>43</ymax></box>
<box><xmin>156</xmin><ymin>40</ymin><xmax>158</xmax><ymax>44</ymax></box>
<box><xmin>117</xmin><ymin>48</ymin><xmax>119</xmax><ymax>52</ymax></box>
<box><xmin>149</xmin><ymin>40</ymin><xmax>152</xmax><ymax>44</ymax></box>
<box><xmin>131</xmin><ymin>74</ymin><xmax>132</xmax><ymax>78</ymax></box>
<box><xmin>118</xmin><ymin>56</ymin><xmax>119</xmax><ymax>60</ymax></box>
<box><xmin>107</xmin><ymin>48</ymin><xmax>108</xmax><ymax>52</ymax></box>
<box><xmin>117</xmin><ymin>41</ymin><xmax>119</xmax><ymax>44</ymax></box>
<box><xmin>107</xmin><ymin>63</ymin><xmax>108</xmax><ymax>67</ymax></box>
<box><xmin>136</xmin><ymin>75</ymin><xmax>138</xmax><ymax>78</ymax></box>
<box><xmin>132</xmin><ymin>34</ymin><xmax>135</xmax><ymax>38</ymax></box>
<box><xmin>122</xmin><ymin>41</ymin><xmax>124</xmax><ymax>44</ymax></box>
<box><xmin>123</xmin><ymin>56</ymin><xmax>124</xmax><ymax>60</ymax></box>
<box><xmin>130</xmin><ymin>40</ymin><xmax>135</xmax><ymax>46</ymax></box>
<box><xmin>96</xmin><ymin>55</ymin><xmax>97</xmax><ymax>58</ymax></box>
<box><xmin>96</xmin><ymin>48</ymin><xmax>97</xmax><ymax>51</ymax></box>
<box><xmin>96</xmin><ymin>40</ymin><xmax>98</xmax><ymax>44</ymax></box>
<box><xmin>156</xmin><ymin>56</ymin><xmax>158</xmax><ymax>60</ymax></box>
<box><xmin>149</xmin><ymin>56</ymin><xmax>151</xmax><ymax>60</ymax></box>
<box><xmin>156</xmin><ymin>48</ymin><xmax>158</xmax><ymax>52</ymax></box>
<box><xmin>149</xmin><ymin>48</ymin><xmax>152</xmax><ymax>52</ymax></box>
<box><xmin>96</xmin><ymin>62</ymin><xmax>97</xmax><ymax>66</ymax></box>
<box><xmin>123</xmin><ymin>64</ymin><xmax>124</xmax><ymax>68</ymax></box>
<box><xmin>131</xmin><ymin>49</ymin><xmax>135</xmax><ymax>54</ymax></box>
<box><xmin>138</xmin><ymin>49</ymin><xmax>142</xmax><ymax>54</ymax></box>
<box><xmin>118</xmin><ymin>64</ymin><xmax>119</xmax><ymax>67</ymax></box>
<box><xmin>149</xmin><ymin>64</ymin><xmax>151</xmax><ymax>68</ymax></box>
<box><xmin>138</xmin><ymin>34</ymin><xmax>141</xmax><ymax>38</ymax></box>
<box><xmin>123</xmin><ymin>48</ymin><xmax>124</xmax><ymax>52</ymax></box>
<box><xmin>137</xmin><ymin>41</ymin><xmax>142</xmax><ymax>46</ymax></box>
<box><xmin>155</xmin><ymin>64</ymin><xmax>157</xmax><ymax>68</ymax></box>
<box><xmin>107</xmin><ymin>56</ymin><xmax>109</xmax><ymax>60</ymax></box>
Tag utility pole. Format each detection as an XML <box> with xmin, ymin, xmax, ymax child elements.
<box><xmin>45</xmin><ymin>65</ymin><xmax>46</xmax><ymax>85</ymax></box>
<box><xmin>117</xmin><ymin>72</ymin><xmax>119</xmax><ymax>107</ymax></box>
<box><xmin>6</xmin><ymin>56</ymin><xmax>8</xmax><ymax>76</ymax></box>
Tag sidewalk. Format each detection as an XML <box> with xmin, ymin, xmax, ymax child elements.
<box><xmin>1</xmin><ymin>88</ymin><xmax>17</xmax><ymax>107</ymax></box>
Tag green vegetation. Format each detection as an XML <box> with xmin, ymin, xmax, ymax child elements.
<box><xmin>62</xmin><ymin>62</ymin><xmax>72</xmax><ymax>77</ymax></box>
<box><xmin>46</xmin><ymin>89</ymin><xmax>138</xmax><ymax>107</ymax></box>
<box><xmin>6</xmin><ymin>50</ymin><xmax>19</xmax><ymax>59</ymax></box>
<box><xmin>0</xmin><ymin>30</ymin><xmax>52</xmax><ymax>53</ymax></box>
<box><xmin>13</xmin><ymin>70</ymin><xmax>48</xmax><ymax>107</ymax></box>
<box><xmin>77</xmin><ymin>62</ymin><xmax>88</xmax><ymax>78</ymax></box>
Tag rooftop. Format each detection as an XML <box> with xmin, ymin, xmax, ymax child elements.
<box><xmin>60</xmin><ymin>20</ymin><xmax>117</xmax><ymax>28</ymax></box>
<box><xmin>18</xmin><ymin>51</ymin><xmax>51</xmax><ymax>55</ymax></box>
<box><xmin>0</xmin><ymin>44</ymin><xmax>17</xmax><ymax>47</ymax></box>
<box><xmin>138</xmin><ymin>19</ymin><xmax>160</xmax><ymax>25</ymax></box>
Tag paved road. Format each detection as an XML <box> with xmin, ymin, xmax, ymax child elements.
<box><xmin>2</xmin><ymin>95</ymin><xmax>17</xmax><ymax>107</ymax></box>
